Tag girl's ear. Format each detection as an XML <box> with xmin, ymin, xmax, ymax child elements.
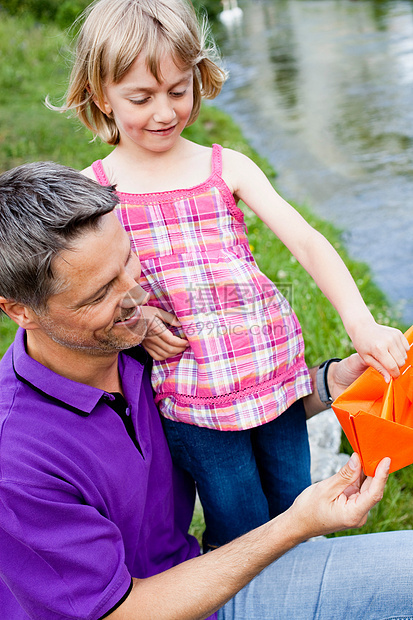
<box><xmin>97</xmin><ymin>99</ymin><xmax>113</xmax><ymax>116</ymax></box>
<box><xmin>0</xmin><ymin>299</ymin><xmax>40</xmax><ymax>331</ymax></box>
<box><xmin>87</xmin><ymin>83</ymin><xmax>112</xmax><ymax>116</ymax></box>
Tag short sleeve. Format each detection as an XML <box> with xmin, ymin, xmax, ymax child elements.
<box><xmin>0</xmin><ymin>479</ymin><xmax>132</xmax><ymax>620</ymax></box>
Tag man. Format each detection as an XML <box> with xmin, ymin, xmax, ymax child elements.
<box><xmin>0</xmin><ymin>162</ymin><xmax>412</xmax><ymax>620</ymax></box>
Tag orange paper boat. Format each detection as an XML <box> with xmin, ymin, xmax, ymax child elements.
<box><xmin>332</xmin><ymin>325</ymin><xmax>413</xmax><ymax>477</ymax></box>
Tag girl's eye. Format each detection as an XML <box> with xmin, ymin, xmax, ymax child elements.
<box><xmin>170</xmin><ymin>90</ymin><xmax>186</xmax><ymax>98</ymax></box>
<box><xmin>129</xmin><ymin>98</ymin><xmax>149</xmax><ymax>105</ymax></box>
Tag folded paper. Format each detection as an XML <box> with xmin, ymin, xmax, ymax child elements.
<box><xmin>332</xmin><ymin>325</ymin><xmax>413</xmax><ymax>477</ymax></box>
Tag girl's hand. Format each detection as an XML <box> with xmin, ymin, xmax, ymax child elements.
<box><xmin>141</xmin><ymin>306</ymin><xmax>189</xmax><ymax>361</ymax></box>
<box><xmin>349</xmin><ymin>320</ymin><xmax>409</xmax><ymax>383</ymax></box>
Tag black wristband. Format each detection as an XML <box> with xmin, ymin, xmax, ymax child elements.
<box><xmin>316</xmin><ymin>358</ymin><xmax>342</xmax><ymax>406</ymax></box>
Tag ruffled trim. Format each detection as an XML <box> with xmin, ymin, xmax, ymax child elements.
<box><xmin>90</xmin><ymin>145</ymin><xmax>245</xmax><ymax>224</ymax></box>
<box><xmin>154</xmin><ymin>356</ymin><xmax>307</xmax><ymax>407</ymax></box>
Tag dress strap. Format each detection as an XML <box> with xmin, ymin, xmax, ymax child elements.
<box><xmin>211</xmin><ymin>144</ymin><xmax>223</xmax><ymax>176</ymax></box>
<box><xmin>211</xmin><ymin>144</ymin><xmax>246</xmax><ymax>226</ymax></box>
<box><xmin>91</xmin><ymin>160</ymin><xmax>110</xmax><ymax>186</ymax></box>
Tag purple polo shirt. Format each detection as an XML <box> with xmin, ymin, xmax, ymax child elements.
<box><xmin>0</xmin><ymin>328</ymin><xmax>216</xmax><ymax>619</ymax></box>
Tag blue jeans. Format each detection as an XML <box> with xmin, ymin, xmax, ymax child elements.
<box><xmin>219</xmin><ymin>531</ymin><xmax>413</xmax><ymax>619</ymax></box>
<box><xmin>162</xmin><ymin>399</ymin><xmax>311</xmax><ymax>550</ymax></box>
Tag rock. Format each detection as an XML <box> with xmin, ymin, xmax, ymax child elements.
<box><xmin>307</xmin><ymin>409</ymin><xmax>349</xmax><ymax>482</ymax></box>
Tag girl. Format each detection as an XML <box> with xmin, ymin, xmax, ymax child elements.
<box><xmin>57</xmin><ymin>0</ymin><xmax>409</xmax><ymax>550</ymax></box>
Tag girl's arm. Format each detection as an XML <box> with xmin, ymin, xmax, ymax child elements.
<box><xmin>221</xmin><ymin>149</ymin><xmax>409</xmax><ymax>381</ymax></box>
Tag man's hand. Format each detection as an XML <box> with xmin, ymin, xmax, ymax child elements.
<box><xmin>304</xmin><ymin>354</ymin><xmax>368</xmax><ymax>419</ymax></box>
<box><xmin>287</xmin><ymin>453</ymin><xmax>390</xmax><ymax>541</ymax></box>
<box><xmin>140</xmin><ymin>306</ymin><xmax>188</xmax><ymax>361</ymax></box>
<box><xmin>328</xmin><ymin>353</ymin><xmax>367</xmax><ymax>401</ymax></box>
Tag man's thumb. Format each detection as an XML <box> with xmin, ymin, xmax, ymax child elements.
<box><xmin>334</xmin><ymin>452</ymin><xmax>362</xmax><ymax>489</ymax></box>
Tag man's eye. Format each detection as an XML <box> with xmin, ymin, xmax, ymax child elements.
<box><xmin>92</xmin><ymin>289</ymin><xmax>109</xmax><ymax>304</ymax></box>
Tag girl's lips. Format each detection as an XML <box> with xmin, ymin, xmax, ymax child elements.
<box><xmin>147</xmin><ymin>125</ymin><xmax>177</xmax><ymax>136</ymax></box>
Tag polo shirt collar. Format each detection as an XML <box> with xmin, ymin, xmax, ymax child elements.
<box><xmin>12</xmin><ymin>328</ymin><xmax>107</xmax><ymax>417</ymax></box>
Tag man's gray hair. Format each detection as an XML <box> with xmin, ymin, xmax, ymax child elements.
<box><xmin>0</xmin><ymin>161</ymin><xmax>118</xmax><ymax>311</ymax></box>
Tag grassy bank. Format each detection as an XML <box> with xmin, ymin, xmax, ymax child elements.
<box><xmin>0</xmin><ymin>13</ymin><xmax>412</xmax><ymax>538</ymax></box>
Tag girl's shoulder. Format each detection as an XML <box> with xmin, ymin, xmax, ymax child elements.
<box><xmin>221</xmin><ymin>146</ymin><xmax>253</xmax><ymax>167</ymax></box>
<box><xmin>81</xmin><ymin>161</ymin><xmax>112</xmax><ymax>187</ymax></box>
<box><xmin>220</xmin><ymin>147</ymin><xmax>256</xmax><ymax>195</ymax></box>
<box><xmin>81</xmin><ymin>165</ymin><xmax>96</xmax><ymax>180</ymax></box>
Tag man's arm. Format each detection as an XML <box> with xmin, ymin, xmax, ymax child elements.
<box><xmin>304</xmin><ymin>353</ymin><xmax>368</xmax><ymax>419</ymax></box>
<box><xmin>108</xmin><ymin>452</ymin><xmax>389</xmax><ymax>620</ymax></box>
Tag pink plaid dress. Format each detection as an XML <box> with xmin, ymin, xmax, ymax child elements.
<box><xmin>91</xmin><ymin>144</ymin><xmax>312</xmax><ymax>430</ymax></box>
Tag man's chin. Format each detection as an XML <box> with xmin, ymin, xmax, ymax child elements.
<box><xmin>109</xmin><ymin>317</ymin><xmax>148</xmax><ymax>349</ymax></box>
<box><xmin>40</xmin><ymin>316</ymin><xmax>149</xmax><ymax>355</ymax></box>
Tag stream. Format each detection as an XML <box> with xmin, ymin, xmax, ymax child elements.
<box><xmin>213</xmin><ymin>0</ymin><xmax>413</xmax><ymax>325</ymax></box>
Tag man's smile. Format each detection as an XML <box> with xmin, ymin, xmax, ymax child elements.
<box><xmin>114</xmin><ymin>306</ymin><xmax>142</xmax><ymax>325</ymax></box>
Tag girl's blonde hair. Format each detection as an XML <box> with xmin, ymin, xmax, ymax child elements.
<box><xmin>57</xmin><ymin>0</ymin><xmax>227</xmax><ymax>145</ymax></box>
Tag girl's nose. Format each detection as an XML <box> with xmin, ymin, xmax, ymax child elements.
<box><xmin>153</xmin><ymin>98</ymin><xmax>177</xmax><ymax>124</ymax></box>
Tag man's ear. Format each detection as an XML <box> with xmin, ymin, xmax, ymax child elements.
<box><xmin>0</xmin><ymin>298</ymin><xmax>40</xmax><ymax>330</ymax></box>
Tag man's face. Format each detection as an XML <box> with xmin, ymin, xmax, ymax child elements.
<box><xmin>32</xmin><ymin>212</ymin><xmax>150</xmax><ymax>355</ymax></box>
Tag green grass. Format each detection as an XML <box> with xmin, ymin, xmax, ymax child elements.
<box><xmin>0</xmin><ymin>14</ymin><xmax>112</xmax><ymax>171</ymax></box>
<box><xmin>0</xmin><ymin>12</ymin><xmax>412</xmax><ymax>542</ymax></box>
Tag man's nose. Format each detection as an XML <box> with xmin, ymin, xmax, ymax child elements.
<box><xmin>121</xmin><ymin>284</ymin><xmax>150</xmax><ymax>308</ymax></box>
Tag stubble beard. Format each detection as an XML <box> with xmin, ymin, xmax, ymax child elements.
<box><xmin>38</xmin><ymin>317</ymin><xmax>149</xmax><ymax>356</ymax></box>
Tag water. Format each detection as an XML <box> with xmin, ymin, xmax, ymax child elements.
<box><xmin>213</xmin><ymin>0</ymin><xmax>413</xmax><ymax>325</ymax></box>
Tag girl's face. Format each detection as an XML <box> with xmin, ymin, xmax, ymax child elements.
<box><xmin>100</xmin><ymin>53</ymin><xmax>194</xmax><ymax>154</ymax></box>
